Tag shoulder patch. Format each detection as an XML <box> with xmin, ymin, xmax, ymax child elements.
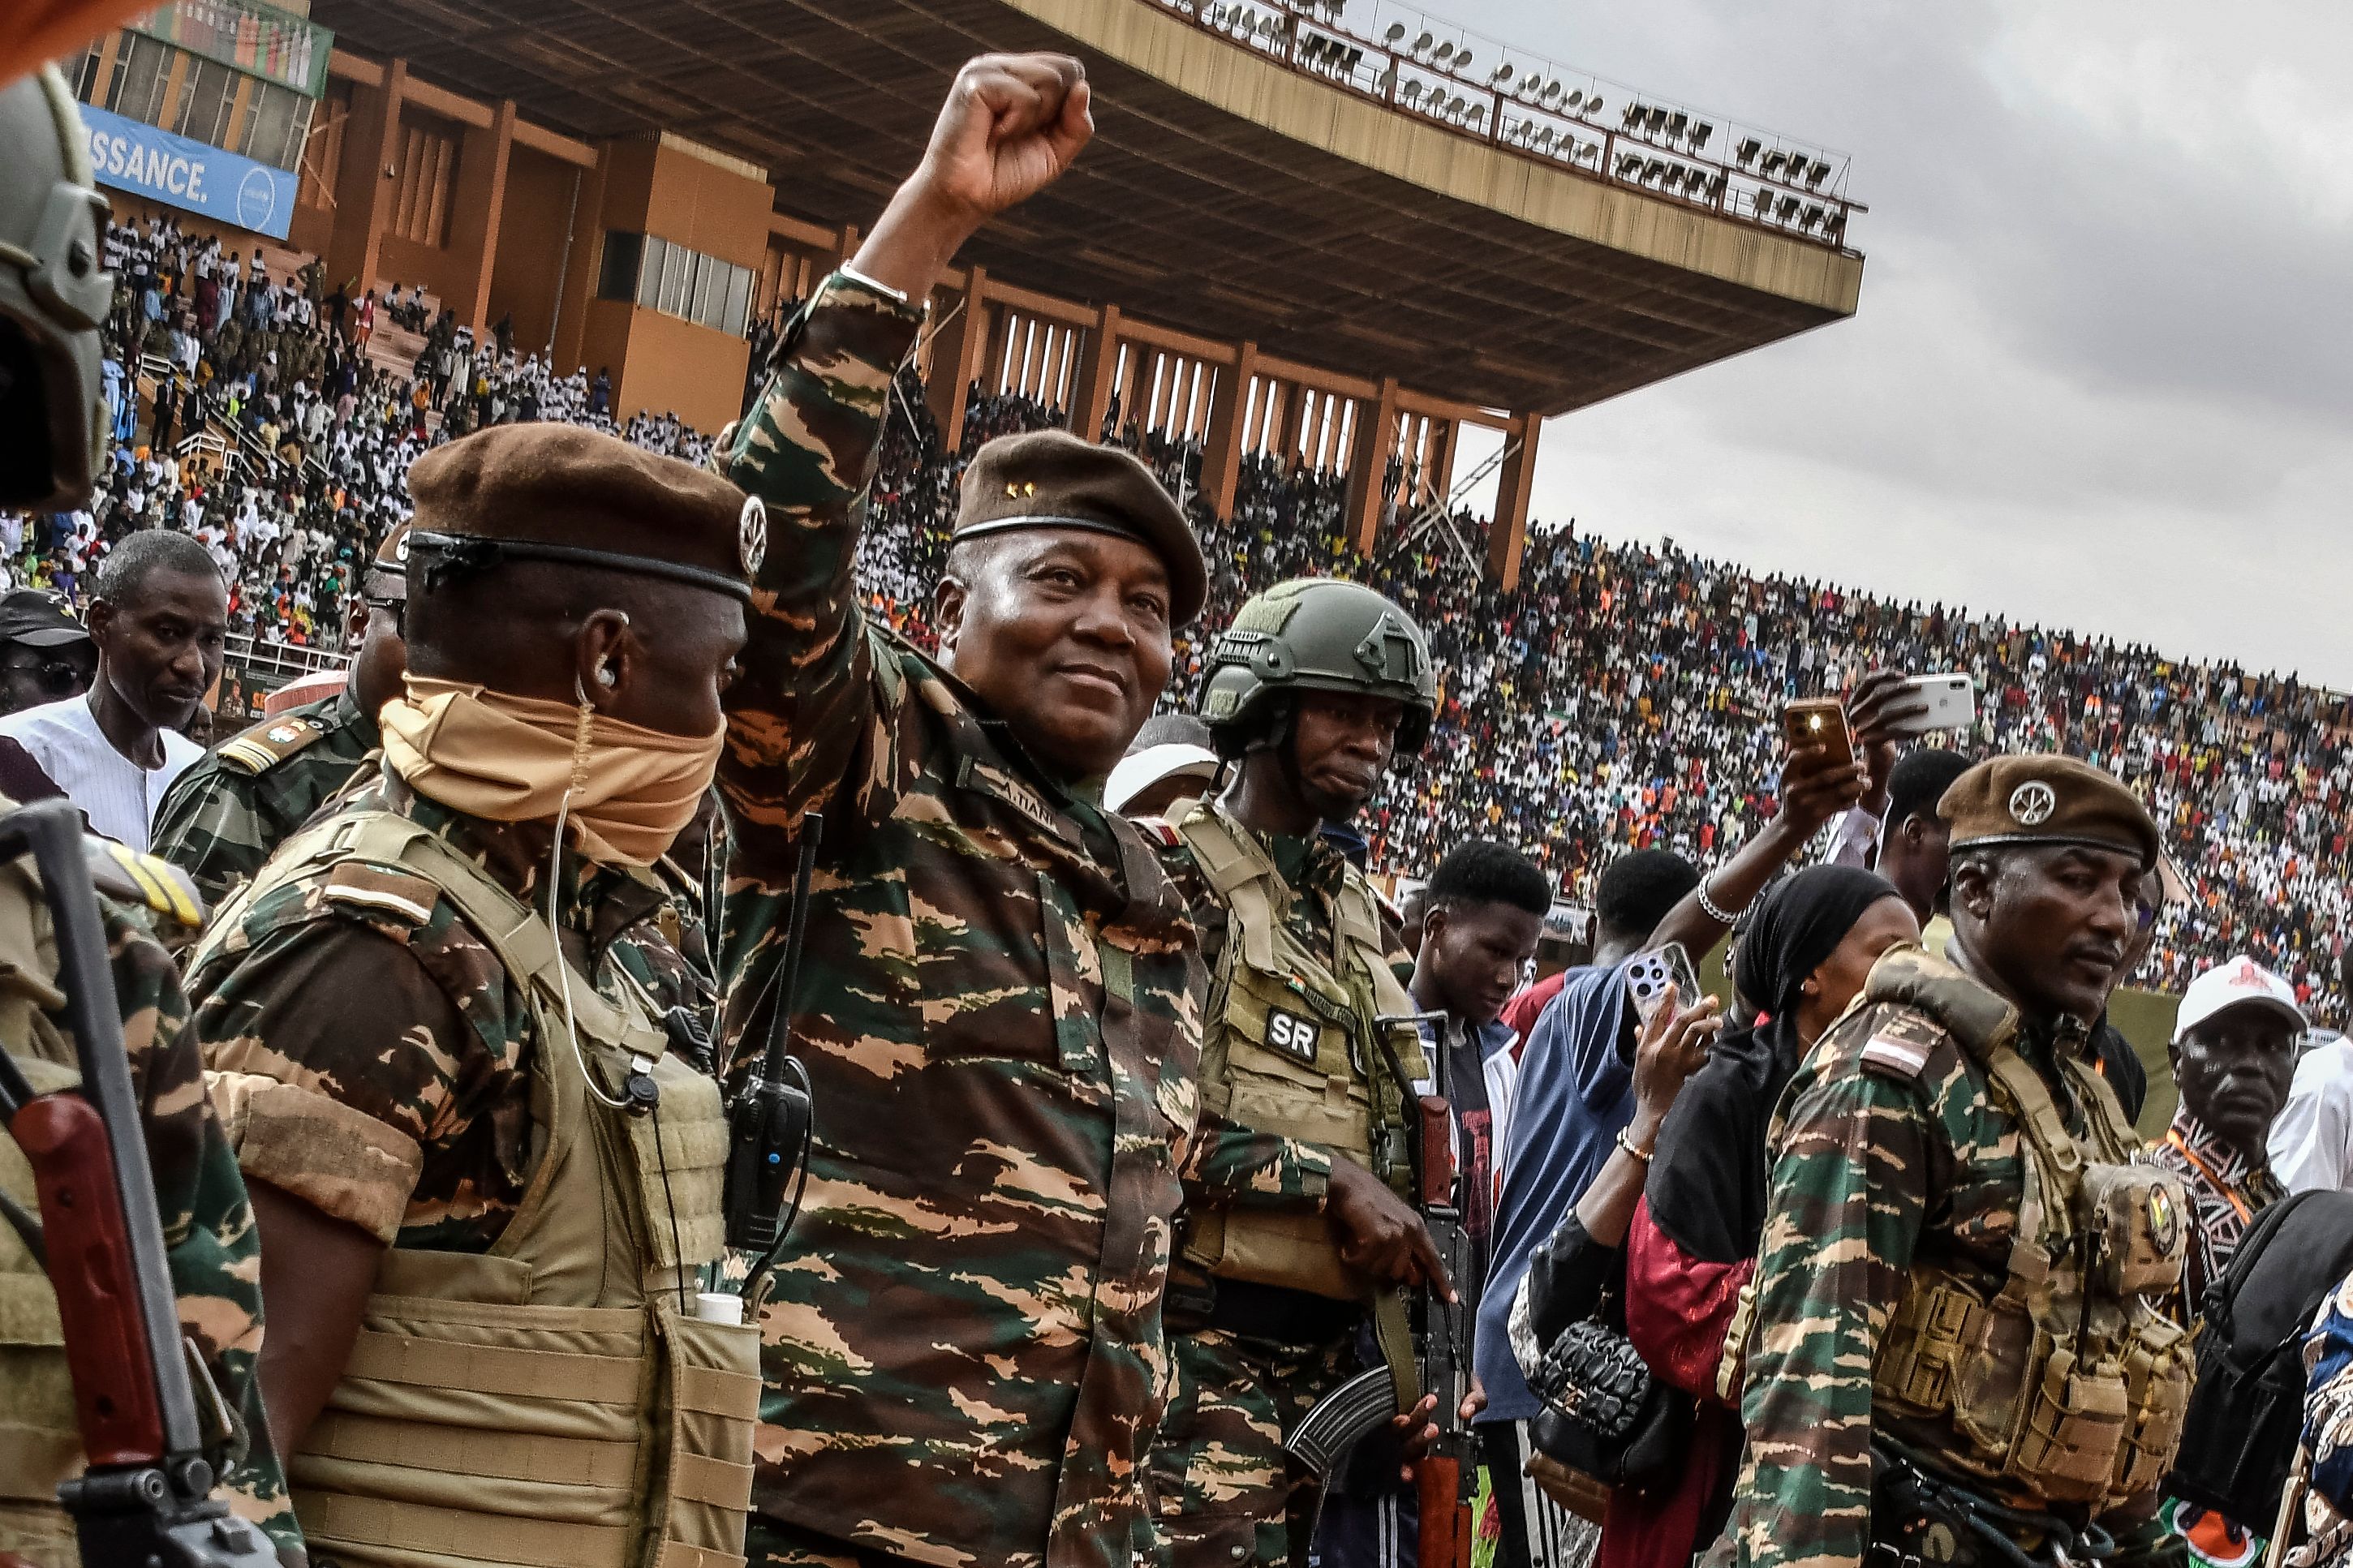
<box><xmin>1860</xmin><ymin>1032</ymin><xmax>1936</xmax><ymax>1080</ymax></box>
<box><xmin>1136</xmin><ymin>818</ymin><xmax>1184</xmax><ymax>848</ymax></box>
<box><xmin>219</xmin><ymin>714</ymin><xmax>326</xmax><ymax>775</ymax></box>
<box><xmin>321</xmin><ymin>861</ymin><xmax>440</xmax><ymax>926</ymax></box>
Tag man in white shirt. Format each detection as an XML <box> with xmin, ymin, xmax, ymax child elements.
<box><xmin>0</xmin><ymin>531</ymin><xmax>225</xmax><ymax>848</ymax></box>
<box><xmin>2273</xmin><ymin>948</ymin><xmax>2353</xmax><ymax>1193</ymax></box>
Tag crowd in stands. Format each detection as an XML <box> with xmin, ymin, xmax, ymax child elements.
<box><xmin>12</xmin><ymin>216</ymin><xmax>2347</xmax><ymax>1022</ymax></box>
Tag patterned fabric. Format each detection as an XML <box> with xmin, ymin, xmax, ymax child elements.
<box><xmin>2150</xmin><ymin>1110</ymin><xmax>2287</xmax><ymax>1315</ymax></box>
<box><xmin>714</xmin><ymin>273</ymin><xmax>1305</xmax><ymax>1568</ymax></box>
<box><xmin>0</xmin><ymin>898</ymin><xmax>297</xmax><ymax>1562</ymax></box>
<box><xmin>1149</xmin><ymin>1327</ymin><xmax>1352</xmax><ymax>1567</ymax></box>
<box><xmin>1711</xmin><ymin>948</ymin><xmax>2176</xmax><ymax>1568</ymax></box>
<box><xmin>151</xmin><ymin>688</ymin><xmax>378</xmax><ymax>908</ymax></box>
<box><xmin>2287</xmin><ymin>1271</ymin><xmax>2353</xmax><ymax>1568</ymax></box>
<box><xmin>187</xmin><ymin>771</ymin><xmax>687</xmax><ymax>1251</ymax></box>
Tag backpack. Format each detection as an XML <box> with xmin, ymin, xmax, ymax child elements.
<box><xmin>2167</xmin><ymin>1189</ymin><xmax>2353</xmax><ymax>1523</ymax></box>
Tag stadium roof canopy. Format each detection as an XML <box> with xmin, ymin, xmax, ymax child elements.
<box><xmin>309</xmin><ymin>0</ymin><xmax>1866</xmax><ymax>419</ymax></box>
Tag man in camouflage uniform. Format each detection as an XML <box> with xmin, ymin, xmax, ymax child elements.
<box><xmin>0</xmin><ymin>64</ymin><xmax>295</xmax><ymax>1566</ymax></box>
<box><xmin>185</xmin><ymin>423</ymin><xmax>759</xmax><ymax>1565</ymax></box>
<box><xmin>152</xmin><ymin>523</ymin><xmax>408</xmax><ymax>907</ymax></box>
<box><xmin>1718</xmin><ymin>756</ymin><xmax>2196</xmax><ymax>1568</ymax></box>
<box><xmin>1142</xmin><ymin>578</ymin><xmax>1452</xmax><ymax>1568</ymax></box>
<box><xmin>713</xmin><ymin>54</ymin><xmax>1318</xmax><ymax>1568</ymax></box>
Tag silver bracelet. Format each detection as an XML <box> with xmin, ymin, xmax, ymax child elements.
<box><xmin>1696</xmin><ymin>876</ymin><xmax>1743</xmax><ymax>925</ymax></box>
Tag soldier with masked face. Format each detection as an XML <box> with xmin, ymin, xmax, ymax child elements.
<box><xmin>185</xmin><ymin>423</ymin><xmax>765</xmax><ymax>1568</ymax></box>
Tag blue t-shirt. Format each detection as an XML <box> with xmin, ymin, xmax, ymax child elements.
<box><xmin>1473</xmin><ymin>958</ymin><xmax>1635</xmax><ymax>1423</ymax></box>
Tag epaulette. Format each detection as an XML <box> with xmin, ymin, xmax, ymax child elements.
<box><xmin>1136</xmin><ymin>818</ymin><xmax>1184</xmax><ymax>848</ymax></box>
<box><xmin>1858</xmin><ymin>1009</ymin><xmax>1942</xmax><ymax>1080</ymax></box>
<box><xmin>217</xmin><ymin>713</ymin><xmax>329</xmax><ymax>775</ymax></box>
<box><xmin>320</xmin><ymin>861</ymin><xmax>440</xmax><ymax>926</ymax></box>
<box><xmin>85</xmin><ymin>837</ymin><xmax>204</xmax><ymax>929</ymax></box>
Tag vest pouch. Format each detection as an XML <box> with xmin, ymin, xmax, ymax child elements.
<box><xmin>2108</xmin><ymin>1309</ymin><xmax>2192</xmax><ymax>1503</ymax></box>
<box><xmin>1875</xmin><ymin>1275</ymin><xmax>1990</xmax><ymax>1417</ymax></box>
<box><xmin>2007</xmin><ymin>1339</ymin><xmax>2129</xmax><ymax>1506</ymax></box>
<box><xmin>2074</xmin><ymin>1162</ymin><xmax>2189</xmax><ymax>1298</ymax></box>
<box><xmin>290</xmin><ymin>1261</ymin><xmax>654</xmax><ymax>1568</ymax></box>
<box><xmin>639</xmin><ymin>1295</ymin><xmax>759</xmax><ymax>1568</ymax></box>
<box><xmin>1947</xmin><ymin>1284</ymin><xmax>2036</xmax><ymax>1460</ymax></box>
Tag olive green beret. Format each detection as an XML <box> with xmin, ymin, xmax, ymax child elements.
<box><xmin>1938</xmin><ymin>754</ymin><xmax>2160</xmax><ymax>866</ymax></box>
<box><xmin>406</xmin><ymin>423</ymin><xmax>759</xmax><ymax>602</ymax></box>
<box><xmin>955</xmin><ymin>429</ymin><xmax>1207</xmax><ymax>626</ymax></box>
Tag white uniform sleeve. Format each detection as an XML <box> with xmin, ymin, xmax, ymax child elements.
<box><xmin>2272</xmin><ymin>1043</ymin><xmax>2353</xmax><ymax>1196</ymax></box>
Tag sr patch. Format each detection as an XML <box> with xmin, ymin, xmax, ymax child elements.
<box><xmin>1266</xmin><ymin>1007</ymin><xmax>1321</xmax><ymax>1067</ymax></box>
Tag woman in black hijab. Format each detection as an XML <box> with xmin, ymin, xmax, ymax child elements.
<box><xmin>1607</xmin><ymin>866</ymin><xmax>1917</xmax><ymax>1568</ymax></box>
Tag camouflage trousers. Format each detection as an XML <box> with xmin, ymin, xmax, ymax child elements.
<box><xmin>745</xmin><ymin>1514</ymin><xmax>923</xmax><ymax>1568</ymax></box>
<box><xmin>1150</xmin><ymin>1325</ymin><xmax>1356</xmax><ymax>1568</ymax></box>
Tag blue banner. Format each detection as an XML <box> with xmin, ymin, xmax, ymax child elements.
<box><xmin>80</xmin><ymin>104</ymin><xmax>298</xmax><ymax>240</ymax></box>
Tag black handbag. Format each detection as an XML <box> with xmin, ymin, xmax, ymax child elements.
<box><xmin>1513</xmin><ymin>1216</ymin><xmax>1693</xmax><ymax>1490</ymax></box>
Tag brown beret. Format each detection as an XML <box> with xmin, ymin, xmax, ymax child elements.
<box><xmin>955</xmin><ymin>430</ymin><xmax>1207</xmax><ymax>625</ymax></box>
<box><xmin>406</xmin><ymin>423</ymin><xmax>758</xmax><ymax>602</ymax></box>
<box><xmin>1938</xmin><ymin>754</ymin><xmax>2160</xmax><ymax>866</ymax></box>
<box><xmin>363</xmin><ymin>521</ymin><xmax>410</xmax><ymax>598</ymax></box>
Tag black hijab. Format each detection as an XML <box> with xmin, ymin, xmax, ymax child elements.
<box><xmin>1645</xmin><ymin>866</ymin><xmax>1903</xmax><ymax>1263</ymax></box>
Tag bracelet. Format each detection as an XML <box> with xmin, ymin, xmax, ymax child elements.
<box><xmin>1615</xmin><ymin>1127</ymin><xmax>1654</xmax><ymax>1164</ymax></box>
<box><xmin>1696</xmin><ymin>875</ymin><xmax>1744</xmax><ymax>925</ymax></box>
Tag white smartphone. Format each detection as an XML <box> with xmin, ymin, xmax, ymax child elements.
<box><xmin>1891</xmin><ymin>673</ymin><xmax>1977</xmax><ymax>737</ymax></box>
<box><xmin>1625</xmin><ymin>942</ymin><xmax>1702</xmax><ymax>1025</ymax></box>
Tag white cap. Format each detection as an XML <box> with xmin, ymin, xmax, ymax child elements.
<box><xmin>1103</xmin><ymin>742</ymin><xmax>1220</xmax><ymax>815</ymax></box>
<box><xmin>2173</xmin><ymin>953</ymin><xmax>2306</xmax><ymax>1043</ymax></box>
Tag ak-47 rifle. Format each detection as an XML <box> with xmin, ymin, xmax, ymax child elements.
<box><xmin>0</xmin><ymin>798</ymin><xmax>277</xmax><ymax>1568</ymax></box>
<box><xmin>1285</xmin><ymin>1011</ymin><xmax>1478</xmax><ymax>1568</ymax></box>
<box><xmin>722</xmin><ymin>811</ymin><xmax>821</xmax><ymax>1307</ymax></box>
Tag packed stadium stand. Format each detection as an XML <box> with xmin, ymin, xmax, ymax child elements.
<box><xmin>43</xmin><ymin>208</ymin><xmax>2352</xmax><ymax>1031</ymax></box>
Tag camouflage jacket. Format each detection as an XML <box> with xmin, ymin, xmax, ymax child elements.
<box><xmin>715</xmin><ymin>273</ymin><xmax>1309</xmax><ymax>1568</ymax></box>
<box><xmin>187</xmin><ymin>773</ymin><xmax>695</xmax><ymax>1252</ymax></box>
<box><xmin>152</xmin><ymin>689</ymin><xmax>378</xmax><ymax>909</ymax></box>
<box><xmin>1714</xmin><ymin>947</ymin><xmax>2174</xmax><ymax>1568</ymax></box>
<box><xmin>0</xmin><ymin>879</ymin><xmax>297</xmax><ymax>1563</ymax></box>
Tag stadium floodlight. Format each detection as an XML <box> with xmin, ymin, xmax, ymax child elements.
<box><xmin>1776</xmin><ymin>195</ymin><xmax>1800</xmax><ymax>219</ymax></box>
<box><xmin>1545</xmin><ymin>80</ymin><xmax>1565</xmax><ymax>105</ymax></box>
<box><xmin>1763</xmin><ymin>150</ymin><xmax>1788</xmax><ymax>178</ymax></box>
<box><xmin>1615</xmin><ymin>151</ymin><xmax>1643</xmax><ymax>178</ymax></box>
<box><xmin>1376</xmin><ymin>64</ymin><xmax>1396</xmax><ymax>92</ymax></box>
<box><xmin>1448</xmin><ymin>92</ymin><xmax>1469</xmax><ymax>118</ymax></box>
<box><xmin>1621</xmin><ymin>101</ymin><xmax>1643</xmax><ymax>128</ymax></box>
<box><xmin>1207</xmin><ymin>2</ymin><xmax>1226</xmax><ymax>21</ymax></box>
<box><xmin>1705</xmin><ymin>173</ymin><xmax>1727</xmax><ymax>200</ymax></box>
<box><xmin>1801</xmin><ymin>203</ymin><xmax>1826</xmax><ymax>230</ymax></box>
<box><xmin>1412</xmin><ymin>30</ymin><xmax>1434</xmax><ymax>55</ymax></box>
<box><xmin>1534</xmin><ymin>126</ymin><xmax>1555</xmax><ymax>151</ymax></box>
<box><xmin>1682</xmin><ymin>166</ymin><xmax>1708</xmax><ymax>195</ymax></box>
<box><xmin>1491</xmin><ymin>62</ymin><xmax>1514</xmax><ymax>85</ymax></box>
<box><xmin>1805</xmin><ymin>158</ymin><xmax>1831</xmax><ymax>187</ymax></box>
<box><xmin>1560</xmin><ymin>88</ymin><xmax>1581</xmax><ymax>110</ymax></box>
<box><xmin>1752</xmin><ymin>187</ymin><xmax>1772</xmax><ymax>213</ymax></box>
<box><xmin>1384</xmin><ymin>20</ymin><xmax>1405</xmax><ymax>43</ymax></box>
<box><xmin>1467</xmin><ymin>105</ymin><xmax>1486</xmax><ymax>130</ymax></box>
<box><xmin>1736</xmin><ymin>136</ymin><xmax>1762</xmax><ymax>165</ymax></box>
<box><xmin>1258</xmin><ymin>15</ymin><xmax>1281</xmax><ymax>42</ymax></box>
<box><xmin>1455</xmin><ymin>50</ymin><xmax>1473</xmax><ymax>71</ymax></box>
<box><xmin>1688</xmin><ymin>122</ymin><xmax>1713</xmax><ymax>150</ymax></box>
<box><xmin>1433</xmin><ymin>41</ymin><xmax>1455</xmax><ymax>65</ymax></box>
<box><xmin>1584</xmin><ymin>95</ymin><xmax>1604</xmax><ymax>117</ymax></box>
<box><xmin>1648</xmin><ymin>107</ymin><xmax>1671</xmax><ymax>135</ymax></box>
<box><xmin>1642</xmin><ymin>157</ymin><xmax>1668</xmax><ymax>183</ymax></box>
<box><xmin>1667</xmin><ymin>110</ymin><xmax>1688</xmax><ymax>138</ymax></box>
<box><xmin>1400</xmin><ymin>79</ymin><xmax>1422</xmax><ymax>105</ymax></box>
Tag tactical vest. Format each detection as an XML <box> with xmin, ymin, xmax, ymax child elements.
<box><xmin>1860</xmin><ymin>952</ymin><xmax>2195</xmax><ymax>1512</ymax></box>
<box><xmin>1176</xmin><ymin>803</ymin><xmax>1428</xmax><ymax>1302</ymax></box>
<box><xmin>191</xmin><ymin>811</ymin><xmax>759</xmax><ymax>1568</ymax></box>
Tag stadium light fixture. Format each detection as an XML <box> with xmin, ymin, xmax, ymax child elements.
<box><xmin>1775</xmin><ymin>195</ymin><xmax>1800</xmax><ymax>220</ymax></box>
<box><xmin>1376</xmin><ymin>64</ymin><xmax>1396</xmax><ymax>92</ymax></box>
<box><xmin>1621</xmin><ymin>101</ymin><xmax>1643</xmax><ymax>128</ymax></box>
<box><xmin>1468</xmin><ymin>104</ymin><xmax>1487</xmax><ymax>130</ymax></box>
<box><xmin>1805</xmin><ymin>159</ymin><xmax>1831</xmax><ymax>187</ymax></box>
<box><xmin>1688</xmin><ymin>122</ymin><xmax>1713</xmax><ymax>150</ymax></box>
<box><xmin>1800</xmin><ymin>203</ymin><xmax>1826</xmax><ymax>230</ymax></box>
<box><xmin>1545</xmin><ymin>81</ymin><xmax>1565</xmax><ymax>105</ymax></box>
<box><xmin>1384</xmin><ymin>20</ymin><xmax>1405</xmax><ymax>43</ymax></box>
<box><xmin>1584</xmin><ymin>96</ymin><xmax>1604</xmax><ymax>117</ymax></box>
<box><xmin>1648</xmin><ymin>106</ymin><xmax>1671</xmax><ymax>135</ymax></box>
<box><xmin>1455</xmin><ymin>49</ymin><xmax>1473</xmax><ymax>70</ymax></box>
<box><xmin>1412</xmin><ymin>31</ymin><xmax>1435</xmax><ymax>56</ymax></box>
<box><xmin>1615</xmin><ymin>151</ymin><xmax>1643</xmax><ymax>178</ymax></box>
<box><xmin>1400</xmin><ymin>79</ymin><xmax>1423</xmax><ymax>105</ymax></box>
<box><xmin>1751</xmin><ymin>187</ymin><xmax>1772</xmax><ymax>213</ymax></box>
<box><xmin>1448</xmin><ymin>92</ymin><xmax>1469</xmax><ymax>118</ymax></box>
<box><xmin>1577</xmin><ymin>144</ymin><xmax>1600</xmax><ymax>165</ymax></box>
<box><xmin>1736</xmin><ymin>136</ymin><xmax>1762</xmax><ymax>165</ymax></box>
<box><xmin>1433</xmin><ymin>41</ymin><xmax>1455</xmax><ymax>65</ymax></box>
<box><xmin>1667</xmin><ymin>110</ymin><xmax>1688</xmax><ymax>138</ymax></box>
<box><xmin>1491</xmin><ymin>62</ymin><xmax>1514</xmax><ymax>86</ymax></box>
<box><xmin>1761</xmin><ymin>150</ymin><xmax>1787</xmax><ymax>178</ymax></box>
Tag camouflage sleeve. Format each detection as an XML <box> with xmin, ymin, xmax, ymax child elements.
<box><xmin>717</xmin><ymin>272</ymin><xmax>924</xmax><ymax>868</ymax></box>
<box><xmin>150</xmin><ymin>763</ymin><xmax>264</xmax><ymax>909</ymax></box>
<box><xmin>1182</xmin><ymin>1110</ymin><xmax>1333</xmax><ymax>1209</ymax></box>
<box><xmin>1725</xmin><ymin>1044</ymin><xmax>1935</xmax><ymax>1568</ymax></box>
<box><xmin>195</xmin><ymin>913</ymin><xmax>482</xmax><ymax>1245</ymax></box>
<box><xmin>110</xmin><ymin>910</ymin><xmax>299</xmax><ymax>1557</ymax></box>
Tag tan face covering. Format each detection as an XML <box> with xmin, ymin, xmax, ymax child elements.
<box><xmin>380</xmin><ymin>676</ymin><xmax>722</xmax><ymax>866</ymax></box>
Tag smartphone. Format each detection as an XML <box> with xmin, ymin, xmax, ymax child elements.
<box><xmin>1625</xmin><ymin>942</ymin><xmax>1703</xmax><ymax>1026</ymax></box>
<box><xmin>1781</xmin><ymin>698</ymin><xmax>1853</xmax><ymax>768</ymax></box>
<box><xmin>1891</xmin><ymin>673</ymin><xmax>1977</xmax><ymax>737</ymax></box>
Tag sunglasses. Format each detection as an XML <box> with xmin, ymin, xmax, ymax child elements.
<box><xmin>2</xmin><ymin>658</ymin><xmax>88</xmax><ymax>698</ymax></box>
<box><xmin>363</xmin><ymin>594</ymin><xmax>406</xmax><ymax>637</ymax></box>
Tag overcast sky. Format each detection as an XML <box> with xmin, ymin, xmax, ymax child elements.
<box><xmin>1442</xmin><ymin>0</ymin><xmax>2353</xmax><ymax>687</ymax></box>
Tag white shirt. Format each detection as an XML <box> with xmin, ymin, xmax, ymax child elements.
<box><xmin>2272</xmin><ymin>1033</ymin><xmax>2353</xmax><ymax>1196</ymax></box>
<box><xmin>0</xmin><ymin>695</ymin><xmax>202</xmax><ymax>850</ymax></box>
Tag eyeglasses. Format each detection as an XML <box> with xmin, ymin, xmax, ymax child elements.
<box><xmin>363</xmin><ymin>594</ymin><xmax>406</xmax><ymax>637</ymax></box>
<box><xmin>1</xmin><ymin>658</ymin><xmax>88</xmax><ymax>698</ymax></box>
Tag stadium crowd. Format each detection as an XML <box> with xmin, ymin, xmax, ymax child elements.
<box><xmin>12</xmin><ymin>213</ymin><xmax>2347</xmax><ymax>1025</ymax></box>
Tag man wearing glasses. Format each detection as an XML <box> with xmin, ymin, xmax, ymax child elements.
<box><xmin>152</xmin><ymin>525</ymin><xmax>409</xmax><ymax>906</ymax></box>
<box><xmin>0</xmin><ymin>588</ymin><xmax>96</xmax><ymax>715</ymax></box>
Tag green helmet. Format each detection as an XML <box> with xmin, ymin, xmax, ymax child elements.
<box><xmin>1201</xmin><ymin>577</ymin><xmax>1438</xmax><ymax>758</ymax></box>
<box><xmin>0</xmin><ymin>67</ymin><xmax>112</xmax><ymax>510</ymax></box>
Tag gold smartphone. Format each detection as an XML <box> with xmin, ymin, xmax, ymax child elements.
<box><xmin>1781</xmin><ymin>698</ymin><xmax>1854</xmax><ymax>767</ymax></box>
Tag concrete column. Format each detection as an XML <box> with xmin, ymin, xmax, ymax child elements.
<box><xmin>1072</xmin><ymin>301</ymin><xmax>1121</xmax><ymax>442</ymax></box>
<box><xmin>1343</xmin><ymin>377</ymin><xmax>1403</xmax><ymax>554</ymax></box>
<box><xmin>926</xmin><ymin>264</ymin><xmax>988</xmax><ymax>451</ymax></box>
<box><xmin>1489</xmin><ymin>413</ymin><xmax>1541</xmax><ymax>590</ymax></box>
<box><xmin>445</xmin><ymin>98</ymin><xmax>515</xmax><ymax>332</ymax></box>
<box><xmin>980</xmin><ymin>303</ymin><xmax>1013</xmax><ymax>399</ymax></box>
<box><xmin>548</xmin><ymin>141</ymin><xmax>608</xmax><ymax>375</ymax></box>
<box><xmin>1199</xmin><ymin>340</ymin><xmax>1257</xmax><ymax>518</ymax></box>
<box><xmin>1275</xmin><ymin>381</ymin><xmax>1310</xmax><ymax>467</ymax></box>
<box><xmin>1428</xmin><ymin>418</ymin><xmax>1460</xmax><ymax>509</ymax></box>
<box><xmin>324</xmin><ymin>56</ymin><xmax>405</xmax><ymax>295</ymax></box>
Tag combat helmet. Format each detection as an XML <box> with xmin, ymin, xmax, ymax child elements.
<box><xmin>0</xmin><ymin>67</ymin><xmax>113</xmax><ymax>510</ymax></box>
<box><xmin>1201</xmin><ymin>577</ymin><xmax>1438</xmax><ymax>758</ymax></box>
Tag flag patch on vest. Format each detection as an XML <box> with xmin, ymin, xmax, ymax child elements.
<box><xmin>1860</xmin><ymin>1032</ymin><xmax>1934</xmax><ymax>1079</ymax></box>
<box><xmin>1266</xmin><ymin>1007</ymin><xmax>1321</xmax><ymax>1066</ymax></box>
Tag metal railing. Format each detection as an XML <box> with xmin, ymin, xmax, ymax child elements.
<box><xmin>1146</xmin><ymin>0</ymin><xmax>1864</xmax><ymax>250</ymax></box>
<box><xmin>222</xmin><ymin>633</ymin><xmax>348</xmax><ymax>681</ymax></box>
